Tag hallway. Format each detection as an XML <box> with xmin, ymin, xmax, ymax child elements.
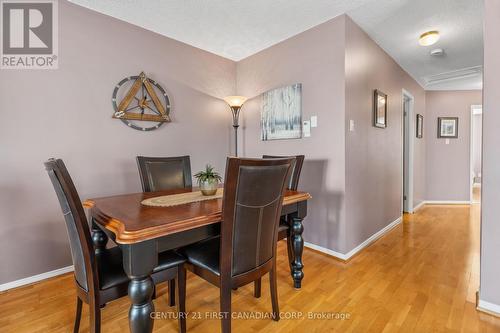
<box><xmin>1</xmin><ymin>204</ymin><xmax>498</xmax><ymax>332</ymax></box>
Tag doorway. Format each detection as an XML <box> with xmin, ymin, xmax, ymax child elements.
<box><xmin>470</xmin><ymin>105</ymin><xmax>482</xmax><ymax>204</ymax></box>
<box><xmin>402</xmin><ymin>89</ymin><xmax>415</xmax><ymax>213</ymax></box>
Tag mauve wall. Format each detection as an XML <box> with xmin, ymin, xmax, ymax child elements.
<box><xmin>425</xmin><ymin>90</ymin><xmax>482</xmax><ymax>201</ymax></box>
<box><xmin>480</xmin><ymin>0</ymin><xmax>500</xmax><ymax>308</ymax></box>
<box><xmin>236</xmin><ymin>16</ymin><xmax>348</xmax><ymax>252</ymax></box>
<box><xmin>344</xmin><ymin>17</ymin><xmax>426</xmax><ymax>252</ymax></box>
<box><xmin>0</xmin><ymin>1</ymin><xmax>236</xmax><ymax>284</ymax></box>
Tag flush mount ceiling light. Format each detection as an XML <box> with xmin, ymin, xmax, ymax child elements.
<box><xmin>419</xmin><ymin>31</ymin><xmax>440</xmax><ymax>46</ymax></box>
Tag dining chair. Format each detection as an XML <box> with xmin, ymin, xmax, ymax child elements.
<box><xmin>136</xmin><ymin>155</ymin><xmax>192</xmax><ymax>306</ymax></box>
<box><xmin>137</xmin><ymin>155</ymin><xmax>192</xmax><ymax>192</ymax></box>
<box><xmin>180</xmin><ymin>157</ymin><xmax>294</xmax><ymax>333</ymax></box>
<box><xmin>262</xmin><ymin>155</ymin><xmax>304</xmax><ymax>192</ymax></box>
<box><xmin>263</xmin><ymin>155</ymin><xmax>305</xmax><ymax>274</ymax></box>
<box><xmin>45</xmin><ymin>158</ymin><xmax>187</xmax><ymax>333</ymax></box>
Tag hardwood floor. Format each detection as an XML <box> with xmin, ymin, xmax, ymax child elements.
<box><xmin>1</xmin><ymin>204</ymin><xmax>500</xmax><ymax>332</ymax></box>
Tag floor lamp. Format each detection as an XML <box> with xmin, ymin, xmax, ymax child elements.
<box><xmin>223</xmin><ymin>96</ymin><xmax>248</xmax><ymax>157</ymax></box>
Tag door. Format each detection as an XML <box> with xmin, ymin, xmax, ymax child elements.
<box><xmin>403</xmin><ymin>96</ymin><xmax>411</xmax><ymax>212</ymax></box>
<box><xmin>470</xmin><ymin>105</ymin><xmax>482</xmax><ymax>203</ymax></box>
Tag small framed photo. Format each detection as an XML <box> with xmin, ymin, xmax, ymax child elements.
<box><xmin>438</xmin><ymin>117</ymin><xmax>458</xmax><ymax>138</ymax></box>
<box><xmin>373</xmin><ymin>89</ymin><xmax>387</xmax><ymax>128</ymax></box>
<box><xmin>416</xmin><ymin>114</ymin><xmax>423</xmax><ymax>138</ymax></box>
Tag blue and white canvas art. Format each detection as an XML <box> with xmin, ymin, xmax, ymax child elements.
<box><xmin>261</xmin><ymin>83</ymin><xmax>302</xmax><ymax>141</ymax></box>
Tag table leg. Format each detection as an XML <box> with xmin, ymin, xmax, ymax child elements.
<box><xmin>129</xmin><ymin>276</ymin><xmax>155</xmax><ymax>332</ymax></box>
<box><xmin>286</xmin><ymin>223</ymin><xmax>294</xmax><ymax>272</ymax></box>
<box><xmin>91</xmin><ymin>221</ymin><xmax>108</xmax><ymax>255</ymax></box>
<box><xmin>122</xmin><ymin>241</ymin><xmax>157</xmax><ymax>333</ymax></box>
<box><xmin>290</xmin><ymin>216</ymin><xmax>304</xmax><ymax>289</ymax></box>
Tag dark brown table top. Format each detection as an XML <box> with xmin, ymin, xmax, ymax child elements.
<box><xmin>84</xmin><ymin>188</ymin><xmax>311</xmax><ymax>245</ymax></box>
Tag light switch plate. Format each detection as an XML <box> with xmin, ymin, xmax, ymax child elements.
<box><xmin>349</xmin><ymin>119</ymin><xmax>355</xmax><ymax>132</ymax></box>
<box><xmin>310</xmin><ymin>116</ymin><xmax>318</xmax><ymax>128</ymax></box>
<box><xmin>445</xmin><ymin>139</ymin><xmax>450</xmax><ymax>145</ymax></box>
<box><xmin>303</xmin><ymin>120</ymin><xmax>311</xmax><ymax>137</ymax></box>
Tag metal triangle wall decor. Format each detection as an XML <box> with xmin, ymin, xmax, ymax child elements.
<box><xmin>112</xmin><ymin>72</ymin><xmax>171</xmax><ymax>131</ymax></box>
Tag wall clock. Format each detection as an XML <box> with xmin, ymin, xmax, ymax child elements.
<box><xmin>112</xmin><ymin>72</ymin><xmax>171</xmax><ymax>131</ymax></box>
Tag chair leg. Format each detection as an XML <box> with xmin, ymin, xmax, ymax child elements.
<box><xmin>169</xmin><ymin>279</ymin><xmax>176</xmax><ymax>306</ymax></box>
<box><xmin>89</xmin><ymin>300</ymin><xmax>101</xmax><ymax>333</ymax></box>
<box><xmin>254</xmin><ymin>278</ymin><xmax>261</xmax><ymax>298</ymax></box>
<box><xmin>269</xmin><ymin>268</ymin><xmax>280</xmax><ymax>321</ymax></box>
<box><xmin>220</xmin><ymin>282</ymin><xmax>232</xmax><ymax>333</ymax></box>
<box><xmin>176</xmin><ymin>267</ymin><xmax>187</xmax><ymax>333</ymax></box>
<box><xmin>73</xmin><ymin>297</ymin><xmax>83</xmax><ymax>333</ymax></box>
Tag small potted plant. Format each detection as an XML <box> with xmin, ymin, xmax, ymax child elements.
<box><xmin>194</xmin><ymin>164</ymin><xmax>222</xmax><ymax>196</ymax></box>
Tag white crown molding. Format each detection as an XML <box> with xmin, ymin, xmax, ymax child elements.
<box><xmin>423</xmin><ymin>66</ymin><xmax>483</xmax><ymax>87</ymax></box>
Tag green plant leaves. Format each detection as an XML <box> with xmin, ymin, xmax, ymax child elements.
<box><xmin>194</xmin><ymin>164</ymin><xmax>222</xmax><ymax>186</ymax></box>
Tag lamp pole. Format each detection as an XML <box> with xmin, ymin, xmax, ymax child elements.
<box><xmin>230</xmin><ymin>106</ymin><xmax>241</xmax><ymax>156</ymax></box>
<box><xmin>223</xmin><ymin>96</ymin><xmax>248</xmax><ymax>157</ymax></box>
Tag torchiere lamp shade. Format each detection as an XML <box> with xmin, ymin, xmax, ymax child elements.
<box><xmin>223</xmin><ymin>96</ymin><xmax>248</xmax><ymax>108</ymax></box>
<box><xmin>223</xmin><ymin>96</ymin><xmax>248</xmax><ymax>157</ymax></box>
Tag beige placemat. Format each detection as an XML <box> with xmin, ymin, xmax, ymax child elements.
<box><xmin>141</xmin><ymin>188</ymin><xmax>223</xmax><ymax>207</ymax></box>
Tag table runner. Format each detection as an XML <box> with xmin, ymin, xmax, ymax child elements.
<box><xmin>141</xmin><ymin>188</ymin><xmax>223</xmax><ymax>207</ymax></box>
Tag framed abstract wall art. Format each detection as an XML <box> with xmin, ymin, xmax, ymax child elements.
<box><xmin>261</xmin><ymin>83</ymin><xmax>302</xmax><ymax>140</ymax></box>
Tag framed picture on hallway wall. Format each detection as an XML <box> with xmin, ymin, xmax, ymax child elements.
<box><xmin>438</xmin><ymin>117</ymin><xmax>459</xmax><ymax>138</ymax></box>
<box><xmin>373</xmin><ymin>89</ymin><xmax>387</xmax><ymax>128</ymax></box>
<box><xmin>416</xmin><ymin>114</ymin><xmax>424</xmax><ymax>138</ymax></box>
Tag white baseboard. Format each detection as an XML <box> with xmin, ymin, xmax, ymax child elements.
<box><xmin>424</xmin><ymin>200</ymin><xmax>471</xmax><ymax>205</ymax></box>
<box><xmin>304</xmin><ymin>216</ymin><xmax>402</xmax><ymax>261</ymax></box>
<box><xmin>413</xmin><ymin>201</ymin><xmax>425</xmax><ymax>212</ymax></box>
<box><xmin>477</xmin><ymin>298</ymin><xmax>500</xmax><ymax>316</ymax></box>
<box><xmin>0</xmin><ymin>265</ymin><xmax>73</xmax><ymax>292</ymax></box>
<box><xmin>304</xmin><ymin>242</ymin><xmax>349</xmax><ymax>261</ymax></box>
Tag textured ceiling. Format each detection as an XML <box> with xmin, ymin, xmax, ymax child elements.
<box><xmin>69</xmin><ymin>0</ymin><xmax>483</xmax><ymax>90</ymax></box>
<box><xmin>347</xmin><ymin>0</ymin><xmax>483</xmax><ymax>90</ymax></box>
<box><xmin>68</xmin><ymin>0</ymin><xmax>376</xmax><ymax>61</ymax></box>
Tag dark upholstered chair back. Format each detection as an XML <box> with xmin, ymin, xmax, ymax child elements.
<box><xmin>45</xmin><ymin>159</ymin><xmax>97</xmax><ymax>293</ymax></box>
<box><xmin>262</xmin><ymin>155</ymin><xmax>304</xmax><ymax>191</ymax></box>
<box><xmin>137</xmin><ymin>156</ymin><xmax>192</xmax><ymax>192</ymax></box>
<box><xmin>221</xmin><ymin>157</ymin><xmax>293</xmax><ymax>277</ymax></box>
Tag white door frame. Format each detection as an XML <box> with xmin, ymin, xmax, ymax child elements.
<box><xmin>470</xmin><ymin>104</ymin><xmax>482</xmax><ymax>203</ymax></box>
<box><xmin>402</xmin><ymin>89</ymin><xmax>415</xmax><ymax>213</ymax></box>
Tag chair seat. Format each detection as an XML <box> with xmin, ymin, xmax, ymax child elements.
<box><xmin>179</xmin><ymin>237</ymin><xmax>220</xmax><ymax>276</ymax></box>
<box><xmin>278</xmin><ymin>224</ymin><xmax>288</xmax><ymax>232</ymax></box>
<box><xmin>98</xmin><ymin>247</ymin><xmax>186</xmax><ymax>290</ymax></box>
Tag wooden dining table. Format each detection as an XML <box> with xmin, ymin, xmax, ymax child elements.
<box><xmin>84</xmin><ymin>187</ymin><xmax>311</xmax><ymax>333</ymax></box>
